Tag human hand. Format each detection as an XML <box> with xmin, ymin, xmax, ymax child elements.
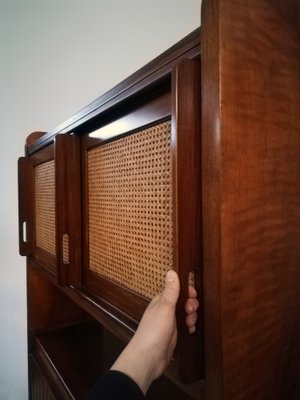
<box><xmin>185</xmin><ymin>284</ymin><xmax>199</xmax><ymax>334</ymax></box>
<box><xmin>111</xmin><ymin>270</ymin><xmax>199</xmax><ymax>394</ymax></box>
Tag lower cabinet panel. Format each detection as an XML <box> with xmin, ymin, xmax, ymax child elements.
<box><xmin>29</xmin><ymin>320</ymin><xmax>201</xmax><ymax>400</ymax></box>
<box><xmin>30</xmin><ymin>356</ymin><xmax>56</xmax><ymax>400</ymax></box>
<box><xmin>31</xmin><ymin>322</ymin><xmax>104</xmax><ymax>400</ymax></box>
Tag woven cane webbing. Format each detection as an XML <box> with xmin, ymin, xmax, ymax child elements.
<box><xmin>35</xmin><ymin>160</ymin><xmax>56</xmax><ymax>256</ymax></box>
<box><xmin>87</xmin><ymin>121</ymin><xmax>174</xmax><ymax>299</ymax></box>
<box><xmin>62</xmin><ymin>233</ymin><xmax>69</xmax><ymax>264</ymax></box>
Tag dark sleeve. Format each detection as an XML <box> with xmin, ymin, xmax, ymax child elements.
<box><xmin>86</xmin><ymin>370</ymin><xmax>145</xmax><ymax>400</ymax></box>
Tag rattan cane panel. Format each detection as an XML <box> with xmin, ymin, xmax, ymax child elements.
<box><xmin>35</xmin><ymin>160</ymin><xmax>56</xmax><ymax>256</ymax></box>
<box><xmin>88</xmin><ymin>121</ymin><xmax>173</xmax><ymax>299</ymax></box>
<box><xmin>62</xmin><ymin>234</ymin><xmax>69</xmax><ymax>264</ymax></box>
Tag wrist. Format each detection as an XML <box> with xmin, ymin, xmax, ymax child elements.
<box><xmin>110</xmin><ymin>341</ymin><xmax>156</xmax><ymax>395</ymax></box>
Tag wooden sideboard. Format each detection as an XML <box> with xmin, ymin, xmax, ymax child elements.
<box><xmin>18</xmin><ymin>1</ymin><xmax>300</xmax><ymax>399</ymax></box>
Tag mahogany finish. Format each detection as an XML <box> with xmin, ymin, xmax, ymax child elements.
<box><xmin>18</xmin><ymin>2</ymin><xmax>300</xmax><ymax>398</ymax></box>
<box><xmin>201</xmin><ymin>0</ymin><xmax>300</xmax><ymax>399</ymax></box>
<box><xmin>55</xmin><ymin>134</ymin><xmax>82</xmax><ymax>287</ymax></box>
<box><xmin>25</xmin><ymin>131</ymin><xmax>46</xmax><ymax>149</ymax></box>
<box><xmin>172</xmin><ymin>59</ymin><xmax>202</xmax><ymax>383</ymax></box>
<box><xmin>20</xmin><ymin>28</ymin><xmax>203</xmax><ymax>400</ymax></box>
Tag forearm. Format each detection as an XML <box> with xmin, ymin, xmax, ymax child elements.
<box><xmin>111</xmin><ymin>340</ymin><xmax>155</xmax><ymax>395</ymax></box>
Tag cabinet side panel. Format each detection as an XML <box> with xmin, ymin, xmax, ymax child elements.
<box><xmin>202</xmin><ymin>0</ymin><xmax>300</xmax><ymax>399</ymax></box>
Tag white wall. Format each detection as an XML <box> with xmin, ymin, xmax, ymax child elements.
<box><xmin>0</xmin><ymin>1</ymin><xmax>201</xmax><ymax>398</ymax></box>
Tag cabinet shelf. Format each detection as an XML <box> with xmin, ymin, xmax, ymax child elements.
<box><xmin>32</xmin><ymin>322</ymin><xmax>104</xmax><ymax>399</ymax></box>
<box><xmin>31</xmin><ymin>321</ymin><xmax>200</xmax><ymax>400</ymax></box>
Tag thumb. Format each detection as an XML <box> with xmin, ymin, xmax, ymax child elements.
<box><xmin>162</xmin><ymin>270</ymin><xmax>180</xmax><ymax>306</ymax></box>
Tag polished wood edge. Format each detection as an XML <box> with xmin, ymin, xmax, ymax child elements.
<box><xmin>201</xmin><ymin>0</ymin><xmax>223</xmax><ymax>398</ymax></box>
<box><xmin>27</xmin><ymin>28</ymin><xmax>200</xmax><ymax>155</ymax></box>
<box><xmin>202</xmin><ymin>1</ymin><xmax>300</xmax><ymax>399</ymax></box>
<box><xmin>55</xmin><ymin>134</ymin><xmax>82</xmax><ymax>287</ymax></box>
<box><xmin>55</xmin><ymin>135</ymin><xmax>68</xmax><ymax>286</ymax></box>
<box><xmin>172</xmin><ymin>59</ymin><xmax>203</xmax><ymax>383</ymax></box>
<box><xmin>18</xmin><ymin>157</ymin><xmax>34</xmax><ymax>256</ymax></box>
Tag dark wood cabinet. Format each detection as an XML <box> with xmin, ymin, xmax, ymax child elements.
<box><xmin>20</xmin><ymin>28</ymin><xmax>203</xmax><ymax>400</ymax></box>
<box><xmin>19</xmin><ymin>134</ymin><xmax>81</xmax><ymax>286</ymax></box>
<box><xmin>19</xmin><ymin>1</ymin><xmax>300</xmax><ymax>399</ymax></box>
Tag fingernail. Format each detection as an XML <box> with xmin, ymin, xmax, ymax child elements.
<box><xmin>189</xmin><ymin>326</ymin><xmax>196</xmax><ymax>334</ymax></box>
<box><xmin>166</xmin><ymin>270</ymin><xmax>175</xmax><ymax>282</ymax></box>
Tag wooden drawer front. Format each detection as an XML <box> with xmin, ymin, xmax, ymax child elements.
<box><xmin>87</xmin><ymin>120</ymin><xmax>173</xmax><ymax>299</ymax></box>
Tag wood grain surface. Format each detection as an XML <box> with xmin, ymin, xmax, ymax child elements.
<box><xmin>202</xmin><ymin>0</ymin><xmax>300</xmax><ymax>399</ymax></box>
